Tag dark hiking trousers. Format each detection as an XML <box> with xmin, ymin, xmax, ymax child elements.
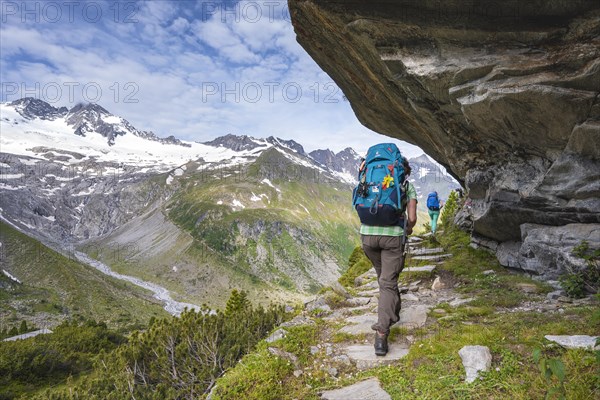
<box><xmin>361</xmin><ymin>234</ymin><xmax>404</xmax><ymax>335</ymax></box>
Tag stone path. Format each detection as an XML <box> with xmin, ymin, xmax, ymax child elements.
<box><xmin>265</xmin><ymin>235</ymin><xmax>597</xmax><ymax>398</ymax></box>
<box><xmin>316</xmin><ymin>239</ymin><xmax>462</xmax><ymax>397</ymax></box>
<box><xmin>320</xmin><ymin>377</ymin><xmax>391</xmax><ymax>400</ymax></box>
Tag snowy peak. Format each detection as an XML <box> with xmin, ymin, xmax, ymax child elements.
<box><xmin>66</xmin><ymin>102</ymin><xmax>125</xmax><ymax>145</ymax></box>
<box><xmin>265</xmin><ymin>136</ymin><xmax>306</xmax><ymax>156</ymax></box>
<box><xmin>3</xmin><ymin>98</ymin><xmax>190</xmax><ymax>148</ymax></box>
<box><xmin>203</xmin><ymin>134</ymin><xmax>266</xmax><ymax>152</ymax></box>
<box><xmin>309</xmin><ymin>147</ymin><xmax>361</xmax><ymax>178</ymax></box>
<box><xmin>9</xmin><ymin>97</ymin><xmax>68</xmax><ymax>120</ymax></box>
<box><xmin>203</xmin><ymin>134</ymin><xmax>306</xmax><ymax>156</ymax></box>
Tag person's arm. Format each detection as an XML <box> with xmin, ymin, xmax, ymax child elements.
<box><xmin>406</xmin><ymin>198</ymin><xmax>417</xmax><ymax>235</ymax></box>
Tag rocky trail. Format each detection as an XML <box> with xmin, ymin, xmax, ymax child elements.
<box><xmin>254</xmin><ymin>235</ymin><xmax>599</xmax><ymax>400</ymax></box>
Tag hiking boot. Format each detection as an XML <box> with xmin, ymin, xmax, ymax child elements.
<box><xmin>374</xmin><ymin>331</ymin><xmax>388</xmax><ymax>356</ymax></box>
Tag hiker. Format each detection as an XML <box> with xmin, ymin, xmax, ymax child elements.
<box><xmin>427</xmin><ymin>191</ymin><xmax>442</xmax><ymax>234</ymax></box>
<box><xmin>352</xmin><ymin>144</ymin><xmax>417</xmax><ymax>356</ymax></box>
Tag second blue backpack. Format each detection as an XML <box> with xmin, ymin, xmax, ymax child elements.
<box><xmin>427</xmin><ymin>192</ymin><xmax>440</xmax><ymax>211</ymax></box>
<box><xmin>352</xmin><ymin>143</ymin><xmax>407</xmax><ymax>226</ymax></box>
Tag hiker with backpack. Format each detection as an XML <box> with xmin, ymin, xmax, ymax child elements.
<box><xmin>427</xmin><ymin>191</ymin><xmax>443</xmax><ymax>234</ymax></box>
<box><xmin>352</xmin><ymin>143</ymin><xmax>418</xmax><ymax>356</ymax></box>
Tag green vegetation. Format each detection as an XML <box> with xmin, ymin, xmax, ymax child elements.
<box><xmin>338</xmin><ymin>246</ymin><xmax>371</xmax><ymax>287</ymax></box>
<box><xmin>0</xmin><ymin>320</ymin><xmax>36</xmax><ymax>340</ymax></box>
<box><xmin>365</xmin><ymin>310</ymin><xmax>598</xmax><ymax>400</ymax></box>
<box><xmin>533</xmin><ymin>346</ymin><xmax>567</xmax><ymax>400</ymax></box>
<box><xmin>0</xmin><ymin>221</ymin><xmax>167</xmax><ymax>330</ymax></box>
<box><xmin>206</xmin><ymin>192</ymin><xmax>598</xmax><ymax>399</ymax></box>
<box><xmin>1</xmin><ymin>292</ymin><xmax>287</xmax><ymax>399</ymax></box>
<box><xmin>560</xmin><ymin>240</ymin><xmax>600</xmax><ymax>298</ymax></box>
<box><xmin>0</xmin><ymin>320</ymin><xmax>125</xmax><ymax>399</ymax></box>
<box><xmin>440</xmin><ymin>189</ymin><xmax>459</xmax><ymax>228</ymax></box>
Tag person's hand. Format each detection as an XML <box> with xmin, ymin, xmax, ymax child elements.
<box><xmin>406</xmin><ymin>226</ymin><xmax>413</xmax><ymax>235</ymax></box>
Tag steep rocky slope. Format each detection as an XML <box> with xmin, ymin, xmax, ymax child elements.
<box><xmin>289</xmin><ymin>0</ymin><xmax>600</xmax><ymax>279</ymax></box>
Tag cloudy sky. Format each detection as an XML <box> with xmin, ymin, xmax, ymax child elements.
<box><xmin>0</xmin><ymin>0</ymin><xmax>423</xmax><ymax>156</ymax></box>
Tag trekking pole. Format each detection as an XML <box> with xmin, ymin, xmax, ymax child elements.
<box><xmin>399</xmin><ymin>215</ymin><xmax>409</xmax><ymax>271</ymax></box>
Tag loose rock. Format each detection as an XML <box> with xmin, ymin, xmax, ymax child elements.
<box><xmin>458</xmin><ymin>345</ymin><xmax>492</xmax><ymax>383</ymax></box>
<box><xmin>546</xmin><ymin>290</ymin><xmax>566</xmax><ymax>300</ymax></box>
<box><xmin>404</xmin><ymin>265</ymin><xmax>436</xmax><ymax>273</ymax></box>
<box><xmin>265</xmin><ymin>328</ymin><xmax>287</xmax><ymax>343</ymax></box>
<box><xmin>431</xmin><ymin>277</ymin><xmax>445</xmax><ymax>291</ymax></box>
<box><xmin>545</xmin><ymin>335</ymin><xmax>599</xmax><ymax>350</ymax></box>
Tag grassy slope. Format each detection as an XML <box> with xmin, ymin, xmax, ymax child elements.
<box><xmin>212</xmin><ymin>228</ymin><xmax>599</xmax><ymax>400</ymax></box>
<box><xmin>77</xmin><ymin>154</ymin><xmax>360</xmax><ymax>309</ymax></box>
<box><xmin>0</xmin><ymin>221</ymin><xmax>167</xmax><ymax>331</ymax></box>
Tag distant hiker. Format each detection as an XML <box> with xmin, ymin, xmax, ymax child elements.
<box><xmin>352</xmin><ymin>144</ymin><xmax>417</xmax><ymax>356</ymax></box>
<box><xmin>427</xmin><ymin>191</ymin><xmax>442</xmax><ymax>234</ymax></box>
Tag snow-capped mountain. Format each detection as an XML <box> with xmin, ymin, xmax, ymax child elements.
<box><xmin>0</xmin><ymin>98</ymin><xmax>355</xmax><ymax>242</ymax></box>
<box><xmin>407</xmin><ymin>154</ymin><xmax>458</xmax><ymax>204</ymax></box>
<box><xmin>309</xmin><ymin>147</ymin><xmax>361</xmax><ymax>182</ymax></box>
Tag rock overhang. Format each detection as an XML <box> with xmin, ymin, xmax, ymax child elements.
<box><xmin>289</xmin><ymin>0</ymin><xmax>600</xmax><ymax>278</ymax></box>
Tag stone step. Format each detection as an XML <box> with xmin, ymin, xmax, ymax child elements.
<box><xmin>410</xmin><ymin>247</ymin><xmax>445</xmax><ymax>256</ymax></box>
<box><xmin>393</xmin><ymin>305</ymin><xmax>431</xmax><ymax>329</ymax></box>
<box><xmin>357</xmin><ymin>288</ymin><xmax>379</xmax><ymax>297</ymax></box>
<box><xmin>402</xmin><ymin>293</ymin><xmax>419</xmax><ymax>302</ymax></box>
<box><xmin>403</xmin><ymin>265</ymin><xmax>436</xmax><ymax>273</ymax></box>
<box><xmin>338</xmin><ymin>314</ymin><xmax>377</xmax><ymax>335</ymax></box>
<box><xmin>357</xmin><ymin>280</ymin><xmax>379</xmax><ymax>291</ymax></box>
<box><xmin>320</xmin><ymin>377</ymin><xmax>391</xmax><ymax>400</ymax></box>
<box><xmin>346</xmin><ymin>297</ymin><xmax>372</xmax><ymax>306</ymax></box>
<box><xmin>344</xmin><ymin>344</ymin><xmax>410</xmax><ymax>370</ymax></box>
<box><xmin>411</xmin><ymin>254</ymin><xmax>452</xmax><ymax>262</ymax></box>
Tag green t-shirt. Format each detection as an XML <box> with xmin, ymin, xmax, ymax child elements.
<box><xmin>359</xmin><ymin>182</ymin><xmax>418</xmax><ymax>237</ymax></box>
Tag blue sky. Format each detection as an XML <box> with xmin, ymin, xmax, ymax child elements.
<box><xmin>0</xmin><ymin>0</ymin><xmax>423</xmax><ymax>156</ymax></box>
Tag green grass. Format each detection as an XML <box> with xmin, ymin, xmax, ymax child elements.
<box><xmin>365</xmin><ymin>309</ymin><xmax>599</xmax><ymax>399</ymax></box>
<box><xmin>435</xmin><ymin>228</ymin><xmax>551</xmax><ymax>309</ymax></box>
<box><xmin>212</xmin><ymin>223</ymin><xmax>599</xmax><ymax>400</ymax></box>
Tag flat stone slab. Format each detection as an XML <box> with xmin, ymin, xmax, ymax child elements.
<box><xmin>346</xmin><ymin>297</ymin><xmax>372</xmax><ymax>306</ymax></box>
<box><xmin>344</xmin><ymin>344</ymin><xmax>410</xmax><ymax>370</ymax></box>
<box><xmin>393</xmin><ymin>305</ymin><xmax>430</xmax><ymax>329</ymax></box>
<box><xmin>411</xmin><ymin>247</ymin><xmax>445</xmax><ymax>255</ymax></box>
<box><xmin>409</xmin><ymin>236</ymin><xmax>423</xmax><ymax>243</ymax></box>
<box><xmin>320</xmin><ymin>378</ymin><xmax>391</xmax><ymax>400</ymax></box>
<box><xmin>338</xmin><ymin>314</ymin><xmax>377</xmax><ymax>335</ymax></box>
<box><xmin>401</xmin><ymin>293</ymin><xmax>419</xmax><ymax>302</ymax></box>
<box><xmin>449</xmin><ymin>297</ymin><xmax>475</xmax><ymax>307</ymax></box>
<box><xmin>358</xmin><ymin>288</ymin><xmax>379</xmax><ymax>297</ymax></box>
<box><xmin>545</xmin><ymin>335</ymin><xmax>599</xmax><ymax>350</ymax></box>
<box><xmin>338</xmin><ymin>322</ymin><xmax>375</xmax><ymax>335</ymax></box>
<box><xmin>358</xmin><ymin>280</ymin><xmax>379</xmax><ymax>290</ymax></box>
<box><xmin>411</xmin><ymin>254</ymin><xmax>452</xmax><ymax>261</ymax></box>
<box><xmin>404</xmin><ymin>265</ymin><xmax>436</xmax><ymax>273</ymax></box>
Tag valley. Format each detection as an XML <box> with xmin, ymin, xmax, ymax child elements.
<box><xmin>0</xmin><ymin>98</ymin><xmax>453</xmax><ymax>330</ymax></box>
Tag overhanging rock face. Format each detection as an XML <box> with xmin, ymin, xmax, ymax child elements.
<box><xmin>289</xmin><ymin>0</ymin><xmax>600</xmax><ymax>279</ymax></box>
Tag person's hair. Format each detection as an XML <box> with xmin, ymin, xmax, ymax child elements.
<box><xmin>402</xmin><ymin>157</ymin><xmax>411</xmax><ymax>177</ymax></box>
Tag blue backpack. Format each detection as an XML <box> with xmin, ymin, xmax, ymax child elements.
<box><xmin>352</xmin><ymin>143</ymin><xmax>407</xmax><ymax>226</ymax></box>
<box><xmin>427</xmin><ymin>192</ymin><xmax>440</xmax><ymax>211</ymax></box>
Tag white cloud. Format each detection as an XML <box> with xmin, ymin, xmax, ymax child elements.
<box><xmin>0</xmin><ymin>2</ymin><xmax>425</xmax><ymax>158</ymax></box>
